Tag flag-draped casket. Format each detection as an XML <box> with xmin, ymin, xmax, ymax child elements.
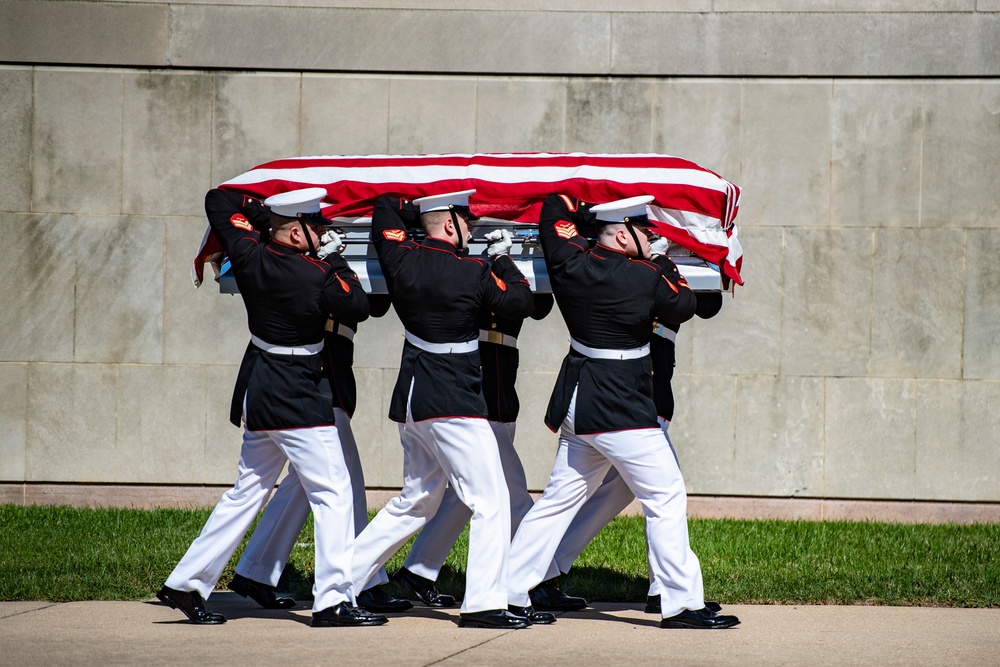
<box><xmin>192</xmin><ymin>153</ymin><xmax>743</xmax><ymax>293</ymax></box>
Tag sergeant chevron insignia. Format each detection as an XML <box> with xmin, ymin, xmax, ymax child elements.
<box><xmin>554</xmin><ymin>221</ymin><xmax>577</xmax><ymax>239</ymax></box>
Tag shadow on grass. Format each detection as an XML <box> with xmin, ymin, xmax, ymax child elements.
<box><xmin>275</xmin><ymin>562</ymin><xmax>650</xmax><ymax>606</ymax></box>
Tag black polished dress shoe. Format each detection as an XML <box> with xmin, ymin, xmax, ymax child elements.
<box><xmin>228</xmin><ymin>573</ymin><xmax>296</xmax><ymax>609</ymax></box>
<box><xmin>508</xmin><ymin>604</ymin><xmax>556</xmax><ymax>625</ymax></box>
<box><xmin>458</xmin><ymin>609</ymin><xmax>530</xmax><ymax>629</ymax></box>
<box><xmin>156</xmin><ymin>586</ymin><xmax>226</xmax><ymax>625</ymax></box>
<box><xmin>391</xmin><ymin>568</ymin><xmax>457</xmax><ymax>608</ymax></box>
<box><xmin>660</xmin><ymin>608</ymin><xmax>740</xmax><ymax>629</ymax></box>
<box><xmin>357</xmin><ymin>584</ymin><xmax>414</xmax><ymax>613</ymax></box>
<box><xmin>311</xmin><ymin>602</ymin><xmax>388</xmax><ymax>627</ymax></box>
<box><xmin>529</xmin><ymin>577</ymin><xmax>588</xmax><ymax>612</ymax></box>
<box><xmin>644</xmin><ymin>595</ymin><xmax>722</xmax><ymax>614</ymax></box>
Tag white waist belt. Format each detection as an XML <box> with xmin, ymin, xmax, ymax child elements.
<box><xmin>250</xmin><ymin>334</ymin><xmax>324</xmax><ymax>356</ymax></box>
<box><xmin>478</xmin><ymin>330</ymin><xmax>518</xmax><ymax>349</ymax></box>
<box><xmin>570</xmin><ymin>338</ymin><xmax>649</xmax><ymax>360</ymax></box>
<box><xmin>651</xmin><ymin>323</ymin><xmax>677</xmax><ymax>343</ymax></box>
<box><xmin>325</xmin><ymin>319</ymin><xmax>355</xmax><ymax>342</ymax></box>
<box><xmin>405</xmin><ymin>330</ymin><xmax>478</xmax><ymax>354</ymax></box>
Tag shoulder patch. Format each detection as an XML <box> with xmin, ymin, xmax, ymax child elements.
<box><xmin>554</xmin><ymin>221</ymin><xmax>578</xmax><ymax>239</ymax></box>
<box><xmin>492</xmin><ymin>273</ymin><xmax>507</xmax><ymax>292</ymax></box>
<box><xmin>230</xmin><ymin>213</ymin><xmax>252</xmax><ymax>231</ymax></box>
<box><xmin>383</xmin><ymin>229</ymin><xmax>407</xmax><ymax>242</ymax></box>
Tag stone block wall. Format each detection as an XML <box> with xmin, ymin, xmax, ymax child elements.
<box><xmin>1</xmin><ymin>2</ymin><xmax>998</xmax><ymax>510</ymax></box>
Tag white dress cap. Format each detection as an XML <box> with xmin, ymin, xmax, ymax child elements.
<box><xmin>590</xmin><ymin>195</ymin><xmax>655</xmax><ymax>223</ymax></box>
<box><xmin>264</xmin><ymin>187</ymin><xmax>328</xmax><ymax>218</ymax></box>
<box><xmin>412</xmin><ymin>189</ymin><xmax>477</xmax><ymax>213</ymax></box>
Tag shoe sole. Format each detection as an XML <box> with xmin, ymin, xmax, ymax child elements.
<box><xmin>359</xmin><ymin>603</ymin><xmax>414</xmax><ymax>613</ymax></box>
<box><xmin>311</xmin><ymin>618</ymin><xmax>389</xmax><ymax>627</ymax></box>
<box><xmin>660</xmin><ymin>619</ymin><xmax>740</xmax><ymax>630</ymax></box>
<box><xmin>229</xmin><ymin>583</ymin><xmax>297</xmax><ymax>610</ymax></box>
<box><xmin>156</xmin><ymin>591</ymin><xmax>226</xmax><ymax>625</ymax></box>
<box><xmin>458</xmin><ymin>620</ymin><xmax>530</xmax><ymax>629</ymax></box>
<box><xmin>533</xmin><ymin>604</ymin><xmax>588</xmax><ymax>612</ymax></box>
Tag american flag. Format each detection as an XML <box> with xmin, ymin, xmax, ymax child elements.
<box><xmin>193</xmin><ymin>153</ymin><xmax>743</xmax><ymax>288</ymax></box>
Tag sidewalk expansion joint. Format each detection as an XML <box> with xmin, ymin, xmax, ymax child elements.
<box><xmin>421</xmin><ymin>630</ymin><xmax>516</xmax><ymax>667</ymax></box>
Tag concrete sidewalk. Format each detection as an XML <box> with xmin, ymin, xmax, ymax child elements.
<box><xmin>2</xmin><ymin>594</ymin><xmax>998</xmax><ymax>667</ymax></box>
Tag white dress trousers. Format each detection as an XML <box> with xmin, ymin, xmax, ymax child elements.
<box><xmin>352</xmin><ymin>387</ymin><xmax>512</xmax><ymax>613</ymax></box>
<box><xmin>546</xmin><ymin>418</ymin><xmax>675</xmax><ymax>596</ymax></box>
<box><xmin>507</xmin><ymin>392</ymin><xmax>704</xmax><ymax>618</ymax></box>
<box><xmin>402</xmin><ymin>421</ymin><xmax>534</xmax><ymax>581</ymax></box>
<box><xmin>235</xmin><ymin>409</ymin><xmax>389</xmax><ymax>591</ymax></box>
<box><xmin>165</xmin><ymin>422</ymin><xmax>356</xmax><ymax>612</ymax></box>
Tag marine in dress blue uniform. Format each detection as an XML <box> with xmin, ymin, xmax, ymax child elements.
<box><xmin>229</xmin><ymin>292</ymin><xmax>411</xmax><ymax>614</ymax></box>
<box><xmin>505</xmin><ymin>193</ymin><xmax>740</xmax><ymax>629</ymax></box>
<box><xmin>350</xmin><ymin>190</ymin><xmax>535</xmax><ymax>629</ymax></box>
<box><xmin>157</xmin><ymin>187</ymin><xmax>384</xmax><ymax>628</ymax></box>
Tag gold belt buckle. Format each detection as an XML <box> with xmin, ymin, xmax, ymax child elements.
<box><xmin>487</xmin><ymin>330</ymin><xmax>505</xmax><ymax>345</ymax></box>
<box><xmin>325</xmin><ymin>319</ymin><xmax>337</xmax><ymax>333</ymax></box>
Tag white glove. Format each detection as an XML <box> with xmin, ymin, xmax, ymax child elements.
<box><xmin>648</xmin><ymin>235</ymin><xmax>670</xmax><ymax>257</ymax></box>
<box><xmin>317</xmin><ymin>230</ymin><xmax>343</xmax><ymax>259</ymax></box>
<box><xmin>486</xmin><ymin>229</ymin><xmax>513</xmax><ymax>257</ymax></box>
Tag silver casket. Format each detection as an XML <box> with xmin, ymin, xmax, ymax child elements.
<box><xmin>217</xmin><ymin>220</ymin><xmax>725</xmax><ymax>295</ymax></box>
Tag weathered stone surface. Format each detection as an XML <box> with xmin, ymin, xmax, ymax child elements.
<box><xmin>26</xmin><ymin>363</ymin><xmax>117</xmax><ymax>482</ymax></box>
<box><xmin>871</xmin><ymin>229</ymin><xmax>963</xmax><ymax>378</ymax></box>
<box><xmin>0</xmin><ymin>67</ymin><xmax>31</xmax><ymax>213</ymax></box>
<box><xmin>916</xmin><ymin>379</ymin><xmax>1000</xmax><ymax>502</ymax></box>
<box><xmin>0</xmin><ymin>213</ymin><xmax>77</xmax><ymax>362</ymax></box>
<box><xmin>75</xmin><ymin>217</ymin><xmax>165</xmax><ymax>364</ymax></box>
<box><xmin>117</xmin><ymin>365</ymin><xmax>207</xmax><ymax>484</ymax></box>
<box><xmin>0</xmin><ymin>364</ymin><xmax>27</xmax><ymax>481</ymax></box>
<box><xmin>565</xmin><ymin>79</ymin><xmax>653</xmax><ymax>153</ymax></box>
<box><xmin>652</xmin><ymin>79</ymin><xmax>742</xmax><ymax>181</ymax></box>
<box><xmin>204</xmin><ymin>365</ymin><xmax>245</xmax><ymax>484</ymax></box>
<box><xmin>354</xmin><ymin>308</ymin><xmax>404</xmax><ymax>370</ymax></box>
<box><xmin>734</xmin><ymin>375</ymin><xmax>825</xmax><ymax>497</ymax></box>
<box><xmin>302</xmin><ymin>75</ymin><xmax>391</xmax><ymax>155</ymax></box>
<box><xmin>740</xmin><ymin>81</ymin><xmax>832</xmax><ymax>227</ymax></box>
<box><xmin>511</xmin><ymin>370</ymin><xmax>561</xmax><ymax>491</ymax></box>
<box><xmin>713</xmin><ymin>0</ymin><xmax>974</xmax><ymax>9</ymax></box>
<box><xmin>476</xmin><ymin>79</ymin><xmax>567</xmax><ymax>153</ymax></box>
<box><xmin>388</xmin><ymin>77</ymin><xmax>477</xmax><ymax>154</ymax></box>
<box><xmin>922</xmin><ymin>81</ymin><xmax>1000</xmax><ymax>227</ymax></box>
<box><xmin>780</xmin><ymin>228</ymin><xmax>872</xmax><ymax>377</ymax></box>
<box><xmin>612</xmin><ymin>13</ymin><xmax>1000</xmax><ymax>76</ymax></box>
<box><xmin>690</xmin><ymin>227</ymin><xmax>782</xmax><ymax>376</ymax></box>
<box><xmin>376</xmin><ymin>368</ymin><xmax>404</xmax><ymax>487</ymax></box>
<box><xmin>517</xmin><ymin>309</ymin><xmax>570</xmax><ymax>374</ymax></box>
<box><xmin>123</xmin><ymin>72</ymin><xmax>214</xmax><ymax>217</ymax></box>
<box><xmin>832</xmin><ymin>81</ymin><xmax>922</xmax><ymax>227</ymax></box>
<box><xmin>163</xmin><ymin>217</ymin><xmax>248</xmax><ymax>367</ymax></box>
<box><xmin>964</xmin><ymin>229</ymin><xmax>1000</xmax><ymax>379</ymax></box>
<box><xmin>170</xmin><ymin>6</ymin><xmax>608</xmax><ymax>74</ymax></box>
<box><xmin>0</xmin><ymin>1</ymin><xmax>169</xmax><ymax>66</ymax></box>
<box><xmin>32</xmin><ymin>69</ymin><xmax>122</xmax><ymax>215</ymax></box>
<box><xmin>164</xmin><ymin>220</ymin><xmax>249</xmax><ymax>365</ymax></box>
<box><xmin>350</xmin><ymin>367</ymin><xmax>388</xmax><ymax>487</ymax></box>
<box><xmin>824</xmin><ymin>378</ymin><xmax>916</xmax><ymax>499</ymax></box>
<box><xmin>212</xmin><ymin>73</ymin><xmax>302</xmax><ymax>185</ymax></box>
<box><xmin>671</xmin><ymin>373</ymin><xmax>735</xmax><ymax>495</ymax></box>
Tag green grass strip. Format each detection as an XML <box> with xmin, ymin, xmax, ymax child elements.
<box><xmin>0</xmin><ymin>504</ymin><xmax>996</xmax><ymax>606</ymax></box>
